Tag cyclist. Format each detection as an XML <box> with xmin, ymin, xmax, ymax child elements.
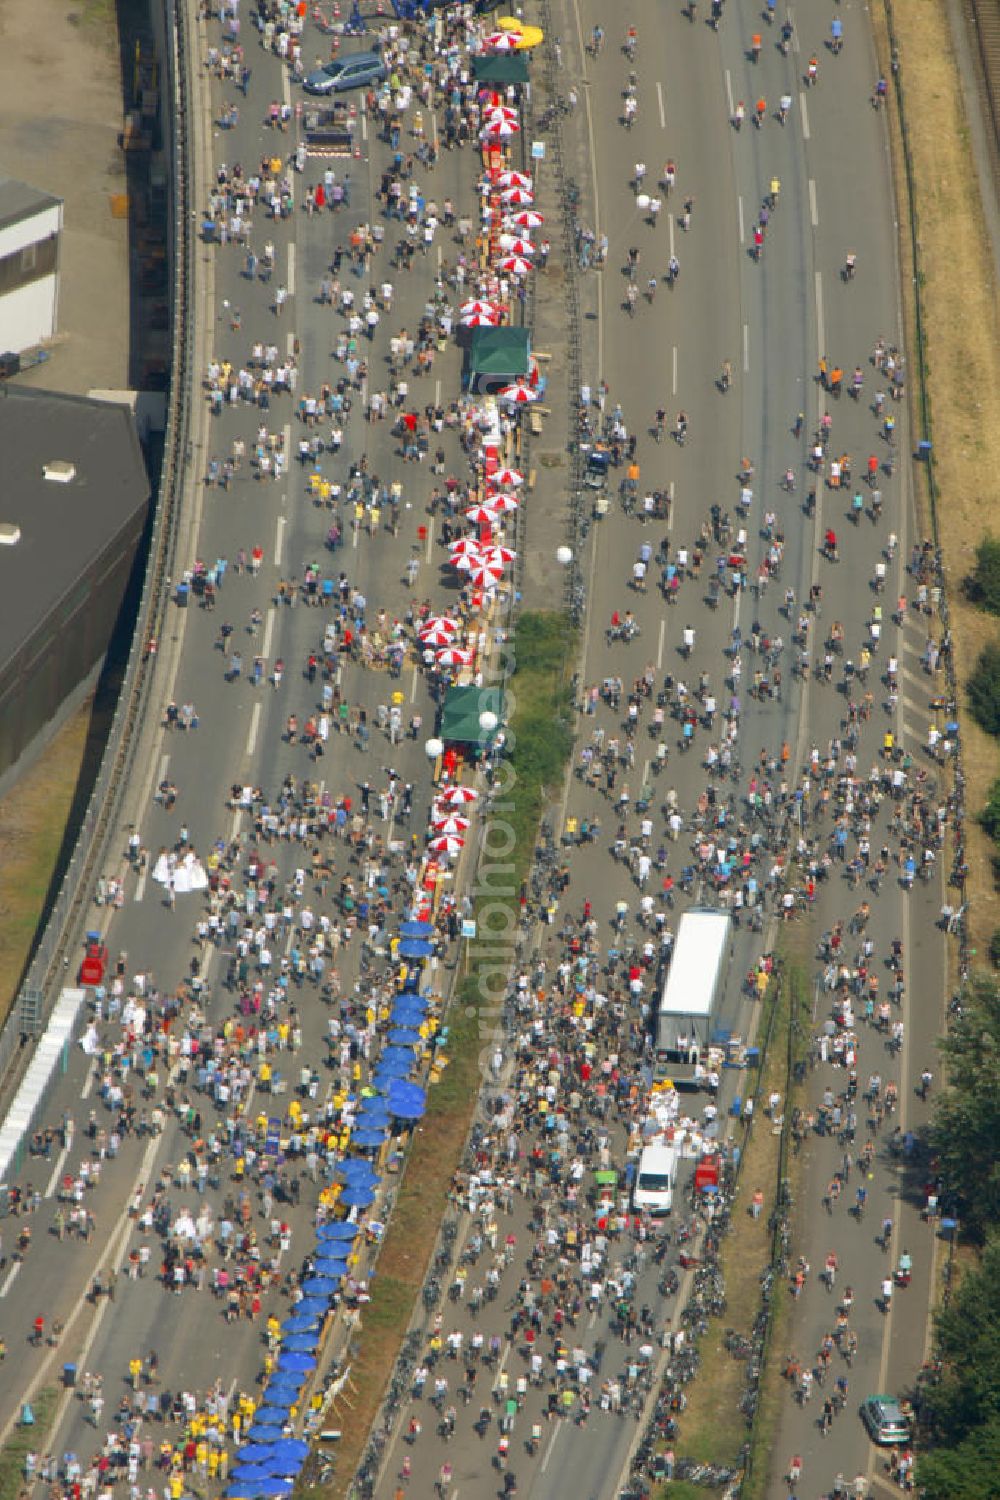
<box><xmin>831</xmin><ymin>15</ymin><xmax>843</xmax><ymax>52</ymax></box>
<box><xmin>845</xmin><ymin>250</ymin><xmax>857</xmax><ymax>279</ymax></box>
<box><xmin>768</xmin><ymin>176</ymin><xmax>781</xmax><ymax>208</ymax></box>
<box><xmin>855</xmin><ymin>1184</ymin><xmax>867</xmax><ymax>1219</ymax></box>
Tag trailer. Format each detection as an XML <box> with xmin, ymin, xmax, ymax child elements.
<box><xmin>655</xmin><ymin>909</ymin><xmax>731</xmax><ymax>1087</ymax></box>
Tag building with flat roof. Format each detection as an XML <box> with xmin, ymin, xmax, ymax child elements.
<box><xmin>0</xmin><ymin>177</ymin><xmax>63</xmax><ymax>358</ymax></box>
<box><xmin>0</xmin><ymin>384</ymin><xmax>150</xmax><ymax>789</ymax></box>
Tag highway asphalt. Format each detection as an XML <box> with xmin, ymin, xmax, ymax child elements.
<box><xmin>0</xmin><ymin>2</ymin><xmax>953</xmax><ymax>1500</ymax></box>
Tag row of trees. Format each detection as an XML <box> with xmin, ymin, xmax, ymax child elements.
<box><xmin>916</xmin><ymin>974</ymin><xmax>1000</xmax><ymax>1498</ymax></box>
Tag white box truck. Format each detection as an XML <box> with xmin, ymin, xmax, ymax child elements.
<box><xmin>656</xmin><ymin>909</ymin><xmax>731</xmax><ymax>1087</ymax></box>
<box><xmin>633</xmin><ymin>1141</ymin><xmax>679</xmax><ymax>1215</ymax></box>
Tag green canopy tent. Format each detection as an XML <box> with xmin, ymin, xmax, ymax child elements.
<box><xmin>439</xmin><ymin>685</ymin><xmax>505</xmax><ymax>751</ymax></box>
<box><xmin>472</xmin><ymin>52</ymin><xmax>531</xmax><ymax>87</ymax></box>
<box><xmin>462</xmin><ymin>327</ymin><xmax>531</xmax><ymax>394</ymax></box>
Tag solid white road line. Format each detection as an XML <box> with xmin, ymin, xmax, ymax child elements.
<box><xmin>738</xmin><ymin>194</ymin><xmax>744</xmax><ymax>244</ymax></box>
<box><xmin>425</xmin><ymin>516</ymin><xmax>435</xmax><ymax>563</ymax></box>
<box><xmin>286</xmin><ymin>241</ymin><xmax>296</xmax><ymax>298</ymax></box>
<box><xmin>669</xmin><ymin>213</ymin><xmax>675</xmax><ymax>261</ymax></box>
<box><xmin>45</xmin><ymin>1145</ymin><xmax>70</xmax><ymax>1198</ymax></box>
<box><xmin>657</xmin><ymin>618</ymin><xmax>666</xmax><ymax>670</ymax></box>
<box><xmin>246</xmin><ymin>701</ymin><xmax>262</xmax><ymax>757</ymax></box>
<box><xmin>815</xmin><ymin>272</ymin><xmax>825</xmax><ymax>367</ymax></box>
<box><xmin>800</xmin><ymin>91</ymin><xmax>810</xmax><ymax>139</ymax></box>
<box><xmin>725</xmin><ymin>68</ymin><xmax>733</xmax><ymax>118</ymax></box>
<box><xmin>0</xmin><ymin>1262</ymin><xmax>21</xmax><ymax>1298</ymax></box>
<box><xmin>809</xmin><ymin>177</ymin><xmax>818</xmax><ymax>228</ymax></box>
<box><xmin>275</xmin><ymin>514</ymin><xmax>286</xmax><ymax>567</ymax></box>
<box><xmin>667</xmin><ymin>479</ymin><xmax>675</xmax><ymax>533</ymax></box>
<box><xmin>134</xmin><ymin>868</ymin><xmax>147</xmax><ymax>904</ymax></box>
<box><xmin>743</xmin><ymin>322</ymin><xmax>750</xmax><ymax>373</ymax></box>
<box><xmin>672</xmin><ymin>345</ymin><xmax>678</xmax><ymax>396</ymax></box>
<box><xmin>657</xmin><ymin>81</ymin><xmax>666</xmax><ymax>129</ymax></box>
<box><xmin>262</xmin><ymin>607</ymin><xmax>276</xmax><ymax>661</ymax></box>
<box><xmin>540</xmin><ymin>1424</ymin><xmax>561</xmax><ymax>1472</ymax></box>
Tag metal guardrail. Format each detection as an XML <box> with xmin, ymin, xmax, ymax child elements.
<box><xmin>0</xmin><ymin>0</ymin><xmax>196</xmax><ymax>1133</ymax></box>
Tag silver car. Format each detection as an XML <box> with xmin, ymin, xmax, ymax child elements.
<box><xmin>303</xmin><ymin>51</ymin><xmax>386</xmax><ymax>95</ymax></box>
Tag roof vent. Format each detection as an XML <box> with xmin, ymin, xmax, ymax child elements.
<box><xmin>43</xmin><ymin>460</ymin><xmax>76</xmax><ymax>483</ymax></box>
<box><xmin>0</xmin><ymin>523</ymin><xmax>21</xmax><ymax>546</ymax></box>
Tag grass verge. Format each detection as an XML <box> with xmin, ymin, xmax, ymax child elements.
<box><xmin>871</xmin><ymin>0</ymin><xmax>1000</xmax><ymax>947</ymax></box>
<box><xmin>326</xmin><ymin>612</ymin><xmax>576</xmax><ymax>1498</ymax></box>
<box><xmin>740</xmin><ymin>950</ymin><xmax>810</xmax><ymax>1500</ymax></box>
<box><xmin>660</xmin><ymin>950</ymin><xmax>806</xmax><ymax>1492</ymax></box>
<box><xmin>0</xmin><ymin>1388</ymin><xmax>57</xmax><ymax>1500</ymax></box>
<box><xmin>0</xmin><ymin>701</ymin><xmax>93</xmax><ymax>1028</ymax></box>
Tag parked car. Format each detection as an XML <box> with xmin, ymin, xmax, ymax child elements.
<box><xmin>303</xmin><ymin>51</ymin><xmax>386</xmax><ymax>94</ymax></box>
<box><xmin>860</xmin><ymin>1394</ymin><xmax>910</xmax><ymax>1445</ymax></box>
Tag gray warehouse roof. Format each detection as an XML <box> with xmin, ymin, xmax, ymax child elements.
<box><xmin>0</xmin><ymin>385</ymin><xmax>150</xmax><ymax>667</ymax></box>
<box><xmin>0</xmin><ymin>177</ymin><xmax>62</xmax><ymax>233</ymax></box>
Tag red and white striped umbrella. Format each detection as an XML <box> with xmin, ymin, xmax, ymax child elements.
<box><xmin>449</xmin><ymin>537</ymin><xmax>484</xmax><ymax>557</ymax></box>
<box><xmin>498</xmin><ymin>254</ymin><xmax>532</xmax><ymax>275</ymax></box>
<box><xmin>428</xmin><ymin>833</ymin><xmax>465</xmax><ymax>854</ymax></box>
<box><xmin>468</xmin><ymin>559</ymin><xmax>506</xmax><ymax>586</ymax></box>
<box><xmin>481</xmin><ymin>545</ymin><xmax>517</xmax><ymax>565</ymax></box>
<box><xmin>485</xmin><ymin>493</ymin><xmax>520</xmax><ymax>514</ymax></box>
<box><xmin>438</xmin><ymin>785</ymin><xmax>480</xmax><ymax>804</ymax></box>
<box><xmin>498</xmin><ymin>381</ymin><xmax>538</xmax><ymax>403</ymax></box>
<box><xmin>493</xmin><ymin>467</ymin><xmax>525</xmax><ymax>487</ymax></box>
<box><xmin>496</xmin><ymin>170</ymin><xmax>533</xmax><ymax>189</ymax></box>
<box><xmin>432</xmin><ymin>813</ymin><xmax>471</xmax><ymax>833</ymax></box>
<box><xmin>499</xmin><ymin>235</ymin><xmax>537</xmax><ymax>256</ymax></box>
<box><xmin>418</xmin><ymin>618</ymin><xmax>459</xmax><ymax>645</ymax></box>
<box><xmin>461</xmin><ymin>299</ymin><xmax>501</xmax><ymax>316</ymax></box>
<box><xmin>465</xmin><ymin>503</ymin><xmax>498</xmax><ymax>524</ymax></box>
<box><xmin>482</xmin><ymin>118</ymin><xmax>519</xmax><ymax>139</ymax></box>
<box><xmin>482</xmin><ymin>30</ymin><xmax>520</xmax><ymax>50</ymax></box>
<box><xmin>484</xmin><ymin>104</ymin><xmax>519</xmax><ymax>121</ymax></box>
<box><xmin>460</xmin><ymin>312</ymin><xmax>499</xmax><ymax>327</ymax></box>
<box><xmin>508</xmin><ymin>209</ymin><xmax>544</xmax><ymax>228</ymax></box>
<box><xmin>500</xmin><ymin>188</ymin><xmax>534</xmax><ymax>207</ymax></box>
<box><xmin>435</xmin><ymin>647</ymin><xmax>474</xmax><ymax>667</ymax></box>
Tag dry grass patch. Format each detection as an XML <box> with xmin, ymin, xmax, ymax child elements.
<box><xmin>873</xmin><ymin>0</ymin><xmax>1000</xmax><ymax>947</ymax></box>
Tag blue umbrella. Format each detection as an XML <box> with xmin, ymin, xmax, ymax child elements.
<box><xmin>242</xmin><ymin>1481</ymin><xmax>294</xmax><ymax>1498</ymax></box>
<box><xmin>381</xmin><ymin>1045</ymin><xmax>416</xmax><ymax>1069</ymax></box>
<box><xmin>352</xmin><ymin>1126</ymin><xmax>389</xmax><ymax>1149</ymax></box>
<box><xmin>234</xmin><ymin>1446</ymin><xmax>277</xmax><ymax>1463</ymax></box>
<box><xmin>400</xmin><ymin>919</ymin><xmax>433</xmax><ymax>936</ymax></box>
<box><xmin>270</xmin><ymin>1440</ymin><xmax>310</xmax><ymax>1463</ymax></box>
<box><xmin>300</xmin><ymin>1275</ymin><xmax>340</xmax><ymax>1296</ymax></box>
<box><xmin>392</xmin><ymin>995</ymin><xmax>429</xmax><ymax>1013</ymax></box>
<box><xmin>287</xmin><ymin>1295</ymin><xmax>331</xmax><ymax>1317</ymax></box>
<box><xmin>312</xmin><ymin>1258</ymin><xmax>349</xmax><ymax>1278</ymax></box>
<box><xmin>397</xmin><ymin>937</ymin><xmax>433</xmax><ymax>958</ymax></box>
<box><xmin>263</xmin><ymin>1376</ymin><xmax>304</xmax><ymax>1398</ymax></box>
<box><xmin>278</xmin><ymin>1352</ymin><xmax>316</xmax><ymax>1374</ymax></box>
<box><xmin>335</xmin><ymin>1159</ymin><xmax>379</xmax><ymax>1183</ymax></box>
<box><xmin>339</xmin><ymin>1183</ymin><xmax>376</xmax><ymax>1208</ymax></box>
<box><xmin>357</xmin><ymin>1107</ymin><xmax>391</xmax><ymax>1129</ymax></box>
<box><xmin>374</xmin><ymin>1055</ymin><xmax>413</xmax><ymax>1081</ymax></box>
<box><xmin>230</xmin><ymin>1465</ymin><xmax>276</xmax><ymax>1483</ymax></box>
<box><xmin>389</xmin><ymin>1028</ymin><xmax>424</xmax><ymax>1047</ymax></box>
<box><xmin>387</xmin><ymin>1081</ymin><xmax>427</xmax><ymax>1120</ymax></box>
<box><xmin>281</xmin><ymin>1314</ymin><xmax>319</xmax><ymax>1334</ymax></box>
<box><xmin>281</xmin><ymin>1334</ymin><xmax>318</xmax><ymax>1354</ymax></box>
<box><xmin>316</xmin><ymin>1221</ymin><xmax>358</xmax><ymax>1241</ymax></box>
<box><xmin>250</xmin><ymin>1409</ymin><xmax>290</xmax><ymax>1427</ymax></box>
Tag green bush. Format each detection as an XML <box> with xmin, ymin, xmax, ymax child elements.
<box><xmin>967</xmin><ymin>641</ymin><xmax>1000</xmax><ymax>737</ymax></box>
<box><xmin>965</xmin><ymin>535</ymin><xmax>1000</xmax><ymax>615</ymax></box>
<box><xmin>981</xmin><ymin>780</ymin><xmax>1000</xmax><ymax>843</ymax></box>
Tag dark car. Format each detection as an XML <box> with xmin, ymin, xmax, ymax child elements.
<box><xmin>303</xmin><ymin>51</ymin><xmax>386</xmax><ymax>95</ymax></box>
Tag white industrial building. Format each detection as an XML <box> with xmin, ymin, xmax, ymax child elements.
<box><xmin>0</xmin><ymin>177</ymin><xmax>63</xmax><ymax>359</ymax></box>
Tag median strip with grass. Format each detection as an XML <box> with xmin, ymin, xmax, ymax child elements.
<box><xmin>327</xmin><ymin>611</ymin><xmax>577</xmax><ymax>1498</ymax></box>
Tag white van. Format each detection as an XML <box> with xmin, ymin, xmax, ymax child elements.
<box><xmin>633</xmin><ymin>1142</ymin><xmax>678</xmax><ymax>1216</ymax></box>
